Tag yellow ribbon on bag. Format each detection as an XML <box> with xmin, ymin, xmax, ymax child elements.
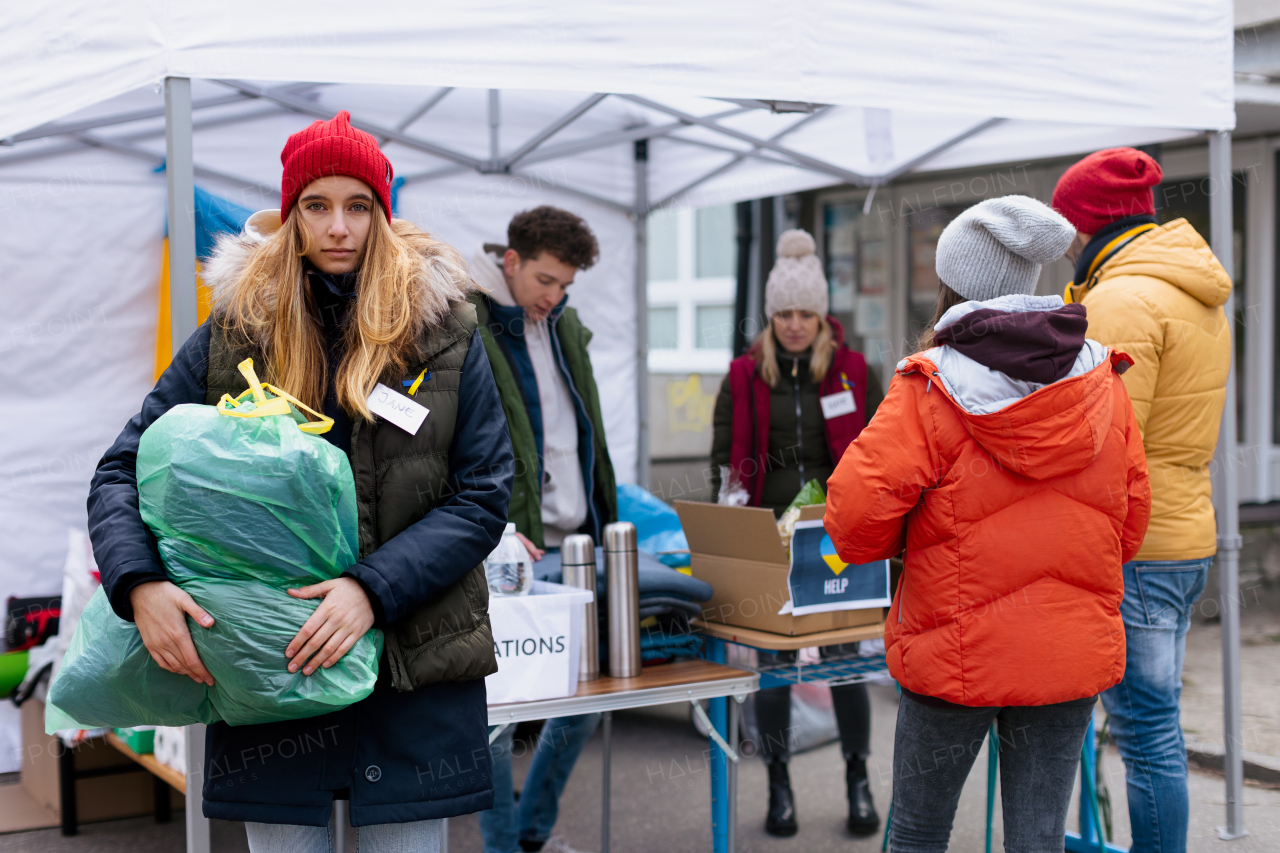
<box><xmin>215</xmin><ymin>359</ymin><xmax>334</xmax><ymax>435</ymax></box>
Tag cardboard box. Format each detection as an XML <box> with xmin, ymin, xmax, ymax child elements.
<box><xmin>675</xmin><ymin>501</ymin><xmax>885</xmax><ymax>636</ymax></box>
<box><xmin>17</xmin><ymin>698</ymin><xmax>181</xmax><ymax>827</ymax></box>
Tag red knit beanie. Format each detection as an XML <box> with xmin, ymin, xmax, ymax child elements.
<box><xmin>1052</xmin><ymin>148</ymin><xmax>1162</xmax><ymax>235</ymax></box>
<box><xmin>280</xmin><ymin>111</ymin><xmax>393</xmax><ymax>219</ymax></box>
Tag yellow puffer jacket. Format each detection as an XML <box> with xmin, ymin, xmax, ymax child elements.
<box><xmin>1070</xmin><ymin>218</ymin><xmax>1232</xmax><ymax>560</ymax></box>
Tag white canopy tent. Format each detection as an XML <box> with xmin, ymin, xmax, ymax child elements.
<box><xmin>0</xmin><ymin>1</ymin><xmax>1247</xmax><ymax>847</ymax></box>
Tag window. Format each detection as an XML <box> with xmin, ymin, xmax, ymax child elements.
<box><xmin>648</xmin><ymin>306</ymin><xmax>679</xmax><ymax>349</ymax></box>
<box><xmin>695</xmin><ymin>304</ymin><xmax>734</xmax><ymax>349</ymax></box>
<box><xmin>647</xmin><ymin>208</ymin><xmax>679</xmax><ymax>282</ymax></box>
<box><xmin>823</xmin><ymin>199</ymin><xmax>892</xmax><ymax>365</ymax></box>
<box><xmin>647</xmin><ymin>205</ymin><xmax>735</xmax><ymax>374</ymax></box>
<box><xmin>695</xmin><ymin>204</ymin><xmax>736</xmax><ymax>278</ymax></box>
<box><xmin>907</xmin><ymin>205</ymin><xmax>964</xmax><ymax>345</ymax></box>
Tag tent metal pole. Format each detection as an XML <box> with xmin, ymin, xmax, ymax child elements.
<box><xmin>182</xmin><ymin>724</ymin><xmax>210</xmax><ymax>853</ymax></box>
<box><xmin>660</xmin><ymin>135</ymin><xmax>803</xmax><ymax>169</ymax></box>
<box><xmin>618</xmin><ymin>94</ymin><xmax>871</xmax><ymax>186</ymax></box>
<box><xmin>396</xmin><ymin>165</ymin><xmax>633</xmax><ymax>215</ymax></box>
<box><xmin>488</xmin><ymin>89</ymin><xmax>501</xmax><ymax>172</ymax></box>
<box><xmin>75</xmin><ymin>132</ymin><xmax>278</xmax><ymax>199</ymax></box>
<box><xmin>218</xmin><ymin>80</ymin><xmax>482</xmax><ymax>170</ymax></box>
<box><xmin>378</xmin><ymin>86</ymin><xmax>454</xmax><ymax>144</ymax></box>
<box><xmin>516</xmin><ymin>108</ymin><xmax>752</xmax><ymax>168</ymax></box>
<box><xmin>165</xmin><ymin>77</ymin><xmax>200</xmax><ymax>361</ymax></box>
<box><xmin>634</xmin><ymin>139</ymin><xmax>650</xmax><ymax>489</ymax></box>
<box><xmin>652</xmin><ymin>109</ymin><xmax>830</xmax><ymax>209</ymax></box>
<box><xmin>10</xmin><ymin>82</ymin><xmax>316</xmax><ymax>145</ymax></box>
<box><xmin>9</xmin><ymin>93</ymin><xmax>247</xmax><ymax>143</ymax></box>
<box><xmin>504</xmin><ymin>93</ymin><xmax>608</xmax><ymax>169</ymax></box>
<box><xmin>878</xmin><ymin>117</ymin><xmax>1006</xmax><ymax>183</ymax></box>
<box><xmin>1209</xmin><ymin>128</ymin><xmax>1247</xmax><ymax>842</ymax></box>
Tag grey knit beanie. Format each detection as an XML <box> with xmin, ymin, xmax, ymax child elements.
<box><xmin>935</xmin><ymin>196</ymin><xmax>1075</xmax><ymax>301</ymax></box>
<box><xmin>764</xmin><ymin>230</ymin><xmax>829</xmax><ymax>318</ymax></box>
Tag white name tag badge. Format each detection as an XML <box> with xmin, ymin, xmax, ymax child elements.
<box><xmin>820</xmin><ymin>390</ymin><xmax>857</xmax><ymax>419</ymax></box>
<box><xmin>367</xmin><ymin>383</ymin><xmax>430</xmax><ymax>435</ymax></box>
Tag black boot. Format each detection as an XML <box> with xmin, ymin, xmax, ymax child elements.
<box><xmin>764</xmin><ymin>757</ymin><xmax>798</xmax><ymax>836</ymax></box>
<box><xmin>845</xmin><ymin>757</ymin><xmax>880</xmax><ymax>836</ymax></box>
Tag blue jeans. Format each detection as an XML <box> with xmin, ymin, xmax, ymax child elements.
<box><xmin>479</xmin><ymin>714</ymin><xmax>601</xmax><ymax>853</ymax></box>
<box><xmin>245</xmin><ymin>817</ymin><xmax>441</xmax><ymax>852</ymax></box>
<box><xmin>1101</xmin><ymin>558</ymin><xmax>1210</xmax><ymax>853</ymax></box>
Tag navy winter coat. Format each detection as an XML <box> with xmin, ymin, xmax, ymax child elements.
<box><xmin>87</xmin><ymin>272</ymin><xmax>513</xmax><ymax>826</ymax></box>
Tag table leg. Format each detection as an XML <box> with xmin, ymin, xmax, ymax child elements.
<box><xmin>154</xmin><ymin>775</ymin><xmax>172</xmax><ymax>824</ymax></box>
<box><xmin>333</xmin><ymin>800</ymin><xmax>347</xmax><ymax>852</ymax></box>
<box><xmin>601</xmin><ymin>710</ymin><xmax>612</xmax><ymax>853</ymax></box>
<box><xmin>728</xmin><ymin>696</ymin><xmax>740</xmax><ymax>853</ymax></box>
<box><xmin>58</xmin><ymin>741</ymin><xmax>77</xmax><ymax>836</ymax></box>
<box><xmin>184</xmin><ymin>724</ymin><xmax>211</xmax><ymax>853</ymax></box>
<box><xmin>707</xmin><ymin>637</ymin><xmax>730</xmax><ymax>853</ymax></box>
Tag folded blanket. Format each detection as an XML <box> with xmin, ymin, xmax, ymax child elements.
<box><xmin>534</xmin><ymin>547</ymin><xmax>712</xmax><ymax>602</ymax></box>
<box><xmin>640</xmin><ymin>630</ymin><xmax>703</xmax><ymax>663</ymax></box>
<box><xmin>638</xmin><ymin>595</ymin><xmax>704</xmax><ymax>620</ymax></box>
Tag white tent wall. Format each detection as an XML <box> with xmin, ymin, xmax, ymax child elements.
<box><xmin>0</xmin><ymin>150</ymin><xmax>165</xmax><ymax>598</ymax></box>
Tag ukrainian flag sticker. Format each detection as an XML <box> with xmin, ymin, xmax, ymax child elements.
<box><xmin>820</xmin><ymin>534</ymin><xmax>847</xmax><ymax>575</ymax></box>
<box><xmin>787</xmin><ymin>520</ymin><xmax>891</xmax><ymax>615</ymax></box>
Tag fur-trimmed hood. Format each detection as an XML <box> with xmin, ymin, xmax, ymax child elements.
<box><xmin>203</xmin><ymin>209</ymin><xmax>478</xmax><ymax>327</ymax></box>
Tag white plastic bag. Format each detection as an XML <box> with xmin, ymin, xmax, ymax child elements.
<box><xmin>717</xmin><ymin>466</ymin><xmax>750</xmax><ymax>508</ymax></box>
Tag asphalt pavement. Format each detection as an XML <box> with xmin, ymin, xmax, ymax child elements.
<box><xmin>7</xmin><ymin>681</ymin><xmax>1280</xmax><ymax>853</ymax></box>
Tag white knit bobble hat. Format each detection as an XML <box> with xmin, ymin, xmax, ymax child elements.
<box><xmin>764</xmin><ymin>229</ymin><xmax>829</xmax><ymax>318</ymax></box>
<box><xmin>935</xmin><ymin>195</ymin><xmax>1076</xmax><ymax>301</ymax></box>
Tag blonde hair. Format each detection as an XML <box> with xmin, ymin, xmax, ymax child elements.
<box><xmin>755</xmin><ymin>314</ymin><xmax>836</xmax><ymax>387</ymax></box>
<box><xmin>216</xmin><ymin>204</ymin><xmax>469</xmax><ymax>420</ymax></box>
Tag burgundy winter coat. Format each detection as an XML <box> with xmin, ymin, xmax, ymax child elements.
<box><xmin>720</xmin><ymin>317</ymin><xmax>869</xmax><ymax>507</ymax></box>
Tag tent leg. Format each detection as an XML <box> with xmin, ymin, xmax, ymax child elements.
<box><xmin>1208</xmin><ymin>129</ymin><xmax>1247</xmax><ymax>842</ymax></box>
<box><xmin>165</xmin><ymin>76</ymin><xmax>198</xmax><ymax>354</ymax></box>
<box><xmin>634</xmin><ymin>139</ymin><xmax>650</xmax><ymax>489</ymax></box>
<box><xmin>184</xmin><ymin>725</ymin><xmax>210</xmax><ymax>853</ymax></box>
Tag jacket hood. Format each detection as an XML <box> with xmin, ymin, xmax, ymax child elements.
<box><xmin>1101</xmin><ymin>218</ymin><xmax>1231</xmax><ymax>308</ymax></box>
<box><xmin>933</xmin><ymin>294</ymin><xmax>1088</xmax><ymax>384</ymax></box>
<box><xmin>204</xmin><ymin>209</ymin><xmax>477</xmax><ymax>328</ymax></box>
<box><xmin>469</xmin><ymin>245</ymin><xmax>569</xmax><ymax>325</ymax></box>
<box><xmin>901</xmin><ymin>294</ymin><xmax>1130</xmax><ymax>480</ymax></box>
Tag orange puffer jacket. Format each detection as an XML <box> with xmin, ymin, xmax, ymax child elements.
<box><xmin>826</xmin><ymin>342</ymin><xmax>1150</xmax><ymax>707</ymax></box>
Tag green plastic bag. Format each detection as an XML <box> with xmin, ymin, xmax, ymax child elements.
<box><xmin>776</xmin><ymin>479</ymin><xmax>827</xmax><ymax>554</ymax></box>
<box><xmin>48</xmin><ymin>398</ymin><xmax>382</xmax><ymax>731</ymax></box>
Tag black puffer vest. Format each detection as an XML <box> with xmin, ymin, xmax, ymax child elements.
<box><xmin>205</xmin><ymin>301</ymin><xmax>498</xmax><ymax>690</ymax></box>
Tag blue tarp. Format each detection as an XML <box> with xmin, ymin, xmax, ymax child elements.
<box><xmin>617</xmin><ymin>483</ymin><xmax>690</xmax><ymax>568</ymax></box>
<box><xmin>194</xmin><ymin>185</ymin><xmax>254</xmax><ymax>260</ymax></box>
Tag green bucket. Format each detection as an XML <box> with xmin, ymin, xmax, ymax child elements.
<box><xmin>0</xmin><ymin>651</ymin><xmax>29</xmax><ymax>699</ymax></box>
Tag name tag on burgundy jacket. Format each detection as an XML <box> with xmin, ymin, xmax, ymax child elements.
<box><xmin>820</xmin><ymin>390</ymin><xmax>857</xmax><ymax>419</ymax></box>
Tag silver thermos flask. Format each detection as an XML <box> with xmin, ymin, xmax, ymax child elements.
<box><xmin>560</xmin><ymin>534</ymin><xmax>599</xmax><ymax>682</ymax></box>
<box><xmin>604</xmin><ymin>522</ymin><xmax>642</xmax><ymax>678</ymax></box>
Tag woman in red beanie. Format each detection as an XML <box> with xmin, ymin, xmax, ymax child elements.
<box><xmin>88</xmin><ymin>112</ymin><xmax>512</xmax><ymax>852</ymax></box>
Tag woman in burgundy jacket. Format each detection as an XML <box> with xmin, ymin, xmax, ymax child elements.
<box><xmin>709</xmin><ymin>230</ymin><xmax>883</xmax><ymax>838</ymax></box>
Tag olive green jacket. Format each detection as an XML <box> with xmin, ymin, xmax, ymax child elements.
<box><xmin>471</xmin><ymin>293</ymin><xmax>617</xmax><ymax>549</ymax></box>
<box><xmin>206</xmin><ymin>302</ymin><xmax>498</xmax><ymax>691</ymax></box>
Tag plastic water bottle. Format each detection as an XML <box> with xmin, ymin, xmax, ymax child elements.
<box><xmin>484</xmin><ymin>523</ymin><xmax>533</xmax><ymax>596</ymax></box>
